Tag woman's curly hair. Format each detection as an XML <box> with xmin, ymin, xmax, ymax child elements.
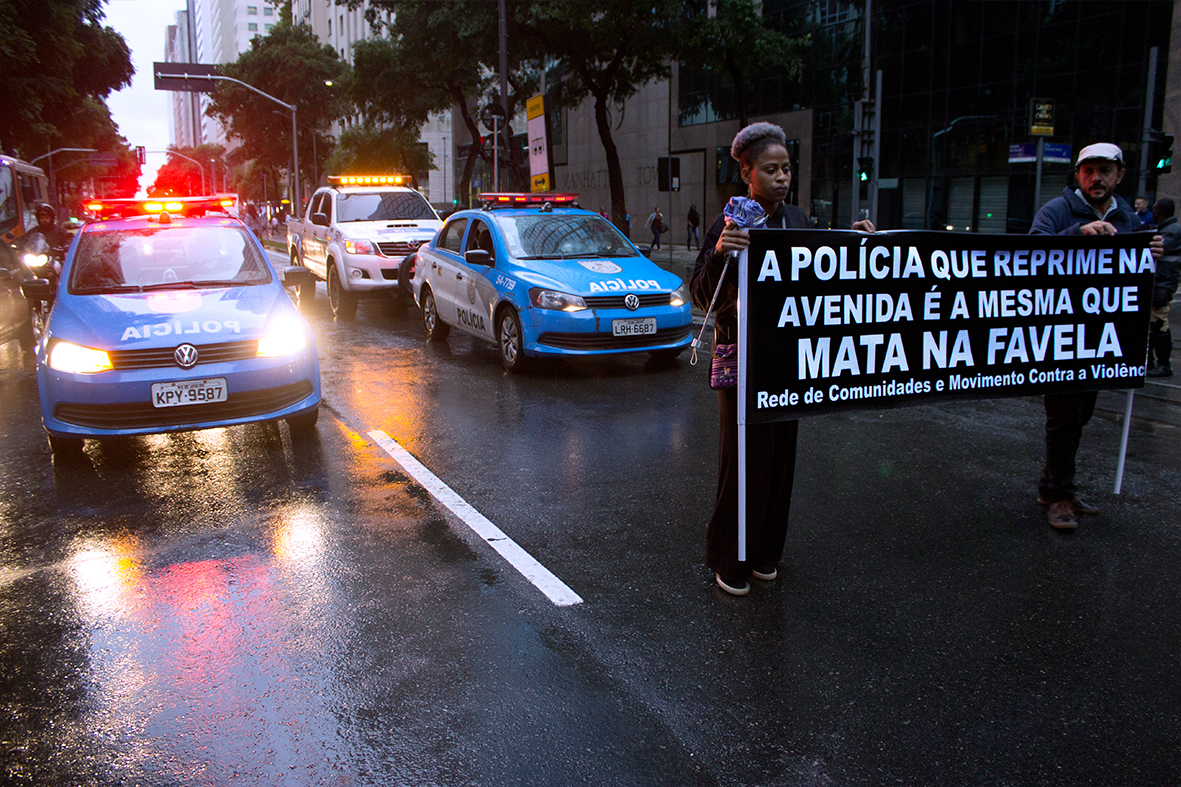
<box><xmin>730</xmin><ymin>122</ymin><xmax>788</xmax><ymax>168</ymax></box>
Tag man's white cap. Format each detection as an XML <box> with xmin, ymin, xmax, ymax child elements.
<box><xmin>1076</xmin><ymin>143</ymin><xmax>1124</xmax><ymax>166</ymax></box>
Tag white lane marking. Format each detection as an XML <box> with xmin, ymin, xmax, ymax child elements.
<box><xmin>367</xmin><ymin>430</ymin><xmax>583</xmax><ymax>607</ymax></box>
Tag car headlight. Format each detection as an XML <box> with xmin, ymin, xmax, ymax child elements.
<box><xmin>257</xmin><ymin>317</ymin><xmax>309</xmax><ymax>358</ymax></box>
<box><xmin>344</xmin><ymin>239</ymin><xmax>374</xmax><ymax>255</ymax></box>
<box><xmin>530</xmin><ymin>288</ymin><xmax>587</xmax><ymax>312</ymax></box>
<box><xmin>23</xmin><ymin>252</ymin><xmax>49</xmax><ymax>268</ymax></box>
<box><xmin>48</xmin><ymin>340</ymin><xmax>113</xmax><ymax>374</ymax></box>
<box><xmin>669</xmin><ymin>282</ymin><xmax>688</xmax><ymax>307</ymax></box>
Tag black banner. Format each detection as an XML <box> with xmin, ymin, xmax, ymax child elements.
<box><xmin>739</xmin><ymin>229</ymin><xmax>1155</xmax><ymax>424</ymax></box>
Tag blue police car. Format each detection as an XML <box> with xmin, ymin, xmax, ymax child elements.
<box><xmin>411</xmin><ymin>193</ymin><xmax>692</xmax><ymax>371</ymax></box>
<box><xmin>26</xmin><ymin>198</ymin><xmax>321</xmax><ymax>457</ymax></box>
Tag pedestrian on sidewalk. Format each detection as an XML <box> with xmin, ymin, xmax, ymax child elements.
<box><xmin>1149</xmin><ymin>197</ymin><xmax>1179</xmax><ymax>377</ymax></box>
<box><xmin>687</xmin><ymin>204</ymin><xmax>700</xmax><ymax>250</ymax></box>
<box><xmin>690</xmin><ymin>122</ymin><xmax>874</xmax><ymax>597</ymax></box>
<box><xmin>1029</xmin><ymin>143</ymin><xmax>1156</xmax><ymax>530</ymax></box>
<box><xmin>646</xmin><ymin>207</ymin><xmax>665</xmax><ymax>249</ymax></box>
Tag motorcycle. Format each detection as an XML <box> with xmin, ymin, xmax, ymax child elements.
<box><xmin>19</xmin><ymin>232</ymin><xmax>64</xmax><ymax>340</ymax></box>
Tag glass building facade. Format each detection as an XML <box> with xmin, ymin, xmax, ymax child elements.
<box><xmin>680</xmin><ymin>0</ymin><xmax>1174</xmax><ymax>231</ymax></box>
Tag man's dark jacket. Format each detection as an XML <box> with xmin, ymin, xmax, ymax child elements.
<box><xmin>1154</xmin><ymin>214</ymin><xmax>1181</xmax><ymax>293</ymax></box>
<box><xmin>1029</xmin><ymin>187</ymin><xmax>1141</xmax><ymax>236</ymax></box>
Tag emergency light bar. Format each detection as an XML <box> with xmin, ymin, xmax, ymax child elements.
<box><xmin>327</xmin><ymin>175</ymin><xmax>413</xmax><ymax>187</ymax></box>
<box><xmin>479</xmin><ymin>192</ymin><xmax>579</xmax><ymax>207</ymax></box>
<box><xmin>83</xmin><ymin>196</ymin><xmax>237</xmax><ymax>220</ymax></box>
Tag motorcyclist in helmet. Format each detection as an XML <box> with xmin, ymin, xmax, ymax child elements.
<box><xmin>27</xmin><ymin>204</ymin><xmax>72</xmax><ymax>253</ymax></box>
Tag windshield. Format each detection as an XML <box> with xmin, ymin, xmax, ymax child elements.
<box><xmin>495</xmin><ymin>213</ymin><xmax>639</xmax><ymax>259</ymax></box>
<box><xmin>336</xmin><ymin>191</ymin><xmax>438</xmax><ymax>222</ymax></box>
<box><xmin>0</xmin><ymin>165</ymin><xmax>16</xmax><ymax>234</ymax></box>
<box><xmin>69</xmin><ymin>225</ymin><xmax>272</xmax><ymax>294</ymax></box>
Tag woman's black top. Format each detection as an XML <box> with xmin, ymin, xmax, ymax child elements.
<box><xmin>689</xmin><ymin>202</ymin><xmax>809</xmax><ymax>344</ymax></box>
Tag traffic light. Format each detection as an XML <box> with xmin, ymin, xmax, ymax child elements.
<box><xmin>1154</xmin><ymin>133</ymin><xmax>1173</xmax><ymax>173</ymax></box>
<box><xmin>135</xmin><ymin>146</ymin><xmax>146</xmax><ymax>165</ymax></box>
<box><xmin>857</xmin><ymin>157</ymin><xmax>874</xmax><ymax>183</ymax></box>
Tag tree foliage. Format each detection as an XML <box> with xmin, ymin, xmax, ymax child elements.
<box><xmin>322</xmin><ymin>121</ymin><xmax>431</xmax><ymax>178</ymax></box>
<box><xmin>343</xmin><ymin>0</ymin><xmax>534</xmax><ymax>201</ymax></box>
<box><xmin>336</xmin><ymin>0</ymin><xmax>805</xmax><ymax>222</ymax></box>
<box><xmin>205</xmin><ymin>21</ymin><xmax>350</xmax><ymax>187</ymax></box>
<box><xmin>676</xmin><ymin>0</ymin><xmax>810</xmax><ymax>128</ymax></box>
<box><xmin>515</xmin><ymin>0</ymin><xmax>680</xmax><ymax>225</ymax></box>
<box><xmin>0</xmin><ymin>0</ymin><xmax>134</xmax><ymax>158</ymax></box>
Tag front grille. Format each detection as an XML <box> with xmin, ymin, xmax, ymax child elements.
<box><xmin>583</xmin><ymin>293</ymin><xmax>671</xmax><ymax>310</ymax></box>
<box><xmin>107</xmin><ymin>340</ymin><xmax>259</xmax><ymax>370</ymax></box>
<box><xmin>54</xmin><ymin>380</ymin><xmax>315</xmax><ymax>430</ymax></box>
<box><xmin>376</xmin><ymin>241</ymin><xmax>423</xmax><ymax>257</ymax></box>
<box><xmin>537</xmin><ymin>325</ymin><xmax>690</xmax><ymax>351</ymax></box>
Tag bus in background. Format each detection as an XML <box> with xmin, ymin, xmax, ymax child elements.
<box><xmin>0</xmin><ymin>156</ymin><xmax>50</xmax><ymax>245</ymax></box>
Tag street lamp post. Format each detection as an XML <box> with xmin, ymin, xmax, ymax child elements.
<box><xmin>154</xmin><ymin>70</ymin><xmax>300</xmax><ymax>210</ymax></box>
<box><xmin>30</xmin><ymin>147</ymin><xmax>97</xmax><ymax>207</ymax></box>
<box><xmin>205</xmin><ymin>75</ymin><xmax>299</xmax><ymax>211</ymax></box>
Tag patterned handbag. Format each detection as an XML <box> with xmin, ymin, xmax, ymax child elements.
<box><xmin>709</xmin><ymin>343</ymin><xmax>738</xmax><ymax>389</ymax></box>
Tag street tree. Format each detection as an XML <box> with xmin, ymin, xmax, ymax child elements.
<box><xmin>342</xmin><ymin>0</ymin><xmax>527</xmax><ymax>202</ymax></box>
<box><xmin>515</xmin><ymin>0</ymin><xmax>679</xmax><ymax>226</ymax></box>
<box><xmin>675</xmin><ymin>0</ymin><xmax>810</xmax><ymax>129</ymax></box>
<box><xmin>322</xmin><ymin>121</ymin><xmax>432</xmax><ymax>179</ymax></box>
<box><xmin>0</xmin><ymin>0</ymin><xmax>134</xmax><ymax>159</ymax></box>
<box><xmin>205</xmin><ymin>20</ymin><xmax>349</xmax><ymax>196</ymax></box>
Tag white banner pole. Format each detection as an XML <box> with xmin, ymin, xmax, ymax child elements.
<box><xmin>737</xmin><ymin>248</ymin><xmax>749</xmax><ymax>562</ymax></box>
<box><xmin>1114</xmin><ymin>390</ymin><xmax>1135</xmax><ymax>494</ymax></box>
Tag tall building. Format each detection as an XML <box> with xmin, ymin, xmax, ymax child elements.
<box><xmin>528</xmin><ymin>0</ymin><xmax>1179</xmax><ymax>238</ymax></box>
<box><xmin>164</xmin><ymin>0</ymin><xmax>282</xmax><ymax>151</ymax></box>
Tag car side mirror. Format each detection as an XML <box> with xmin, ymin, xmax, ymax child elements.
<box><xmin>20</xmin><ymin>278</ymin><xmax>53</xmax><ymax>302</ymax></box>
<box><xmin>282</xmin><ymin>266</ymin><xmax>312</xmax><ymax>289</ymax></box>
<box><xmin>311</xmin><ymin>213</ymin><xmax>330</xmax><ymax>227</ymax></box>
<box><xmin>464</xmin><ymin>249</ymin><xmax>492</xmax><ymax>267</ymax></box>
<box><xmin>638</xmin><ymin>245</ymin><xmax>653</xmax><ymax>258</ymax></box>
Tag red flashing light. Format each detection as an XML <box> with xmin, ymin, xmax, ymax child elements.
<box><xmin>83</xmin><ymin>196</ymin><xmax>238</xmax><ymax>220</ymax></box>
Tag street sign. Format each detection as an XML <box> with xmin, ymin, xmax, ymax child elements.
<box><xmin>89</xmin><ymin>153</ymin><xmax>118</xmax><ymax>168</ymax></box>
<box><xmin>527</xmin><ymin>93</ymin><xmax>550</xmax><ymax>193</ymax></box>
<box><xmin>153</xmin><ymin>62</ymin><xmax>218</xmax><ymax>93</ymax></box>
<box><xmin>1009</xmin><ymin>142</ymin><xmax>1071</xmax><ymax>164</ymax></box>
<box><xmin>1043</xmin><ymin>142</ymin><xmax>1072</xmax><ymax>164</ymax></box>
<box><xmin>658</xmin><ymin>157</ymin><xmax>680</xmax><ymax>192</ymax></box>
<box><xmin>1030</xmin><ymin>97</ymin><xmax>1054</xmax><ymax>137</ymax></box>
<box><xmin>480</xmin><ymin>103</ymin><xmax>506</xmax><ymax>132</ymax></box>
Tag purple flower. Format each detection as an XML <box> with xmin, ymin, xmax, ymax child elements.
<box><xmin>724</xmin><ymin>196</ymin><xmax>767</xmax><ymax>229</ymax></box>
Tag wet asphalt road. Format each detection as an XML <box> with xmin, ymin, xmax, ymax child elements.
<box><xmin>0</xmin><ymin>266</ymin><xmax>1178</xmax><ymax>786</ymax></box>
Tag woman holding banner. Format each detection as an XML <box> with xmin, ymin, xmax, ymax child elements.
<box><xmin>690</xmin><ymin>122</ymin><xmax>874</xmax><ymax>596</ymax></box>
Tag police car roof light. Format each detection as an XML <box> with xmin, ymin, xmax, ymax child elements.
<box><xmin>478</xmin><ymin>192</ymin><xmax>579</xmax><ymax>209</ymax></box>
<box><xmin>327</xmin><ymin>174</ymin><xmax>412</xmax><ymax>187</ymax></box>
<box><xmin>85</xmin><ymin>195</ymin><xmax>234</xmax><ymax>220</ymax></box>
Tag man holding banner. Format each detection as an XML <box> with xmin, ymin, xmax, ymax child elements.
<box><xmin>1029</xmin><ymin>143</ymin><xmax>1144</xmax><ymax>530</ymax></box>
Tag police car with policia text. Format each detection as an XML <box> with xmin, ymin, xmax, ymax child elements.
<box><xmin>411</xmin><ymin>193</ymin><xmax>692</xmax><ymax>371</ymax></box>
<box><xmin>23</xmin><ymin>196</ymin><xmax>321</xmax><ymax>457</ymax></box>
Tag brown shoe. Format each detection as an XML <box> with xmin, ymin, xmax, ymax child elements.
<box><xmin>1037</xmin><ymin>494</ymin><xmax>1099</xmax><ymax>516</ymax></box>
<box><xmin>1046</xmin><ymin>500</ymin><xmax>1078</xmax><ymax>530</ymax></box>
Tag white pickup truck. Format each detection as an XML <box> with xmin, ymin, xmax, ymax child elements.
<box><xmin>287</xmin><ymin>175</ymin><xmax>443</xmax><ymax>319</ymax></box>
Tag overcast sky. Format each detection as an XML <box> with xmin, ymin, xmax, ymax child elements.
<box><xmin>104</xmin><ymin>0</ymin><xmax>188</xmax><ymax>195</ymax></box>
